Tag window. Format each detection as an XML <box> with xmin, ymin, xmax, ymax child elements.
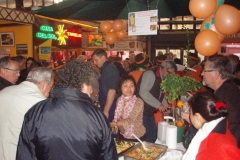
<box><xmin>0</xmin><ymin>0</ymin><xmax>7</xmax><ymax>7</ymax></box>
<box><xmin>24</xmin><ymin>0</ymin><xmax>32</xmax><ymax>7</ymax></box>
<box><xmin>7</xmin><ymin>0</ymin><xmax>15</xmax><ymax>8</ymax></box>
<box><xmin>160</xmin><ymin>24</ymin><xmax>170</xmax><ymax>30</ymax></box>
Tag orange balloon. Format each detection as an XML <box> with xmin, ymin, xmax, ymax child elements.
<box><xmin>200</xmin><ymin>14</ymin><xmax>225</xmax><ymax>41</ymax></box>
<box><xmin>105</xmin><ymin>32</ymin><xmax>116</xmax><ymax>44</ymax></box>
<box><xmin>112</xmin><ymin>19</ymin><xmax>124</xmax><ymax>32</ymax></box>
<box><xmin>100</xmin><ymin>21</ymin><xmax>113</xmax><ymax>33</ymax></box>
<box><xmin>195</xmin><ymin>30</ymin><xmax>221</xmax><ymax>56</ymax></box>
<box><xmin>189</xmin><ymin>0</ymin><xmax>217</xmax><ymax>19</ymax></box>
<box><xmin>239</xmin><ymin>11</ymin><xmax>240</xmax><ymax>30</ymax></box>
<box><xmin>121</xmin><ymin>19</ymin><xmax>127</xmax><ymax>29</ymax></box>
<box><xmin>215</xmin><ymin>4</ymin><xmax>240</xmax><ymax>35</ymax></box>
<box><xmin>116</xmin><ymin>30</ymin><xmax>127</xmax><ymax>39</ymax></box>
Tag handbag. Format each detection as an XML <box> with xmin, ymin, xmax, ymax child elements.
<box><xmin>182</xmin><ymin>125</ymin><xmax>198</xmax><ymax>149</ymax></box>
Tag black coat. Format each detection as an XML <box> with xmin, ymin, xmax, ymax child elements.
<box><xmin>0</xmin><ymin>76</ymin><xmax>13</xmax><ymax>91</ymax></box>
<box><xmin>16</xmin><ymin>88</ymin><xmax>118</xmax><ymax>160</ymax></box>
<box><xmin>215</xmin><ymin>79</ymin><xmax>240</xmax><ymax>148</ymax></box>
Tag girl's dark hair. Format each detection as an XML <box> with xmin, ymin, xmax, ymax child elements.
<box><xmin>117</xmin><ymin>75</ymin><xmax>137</xmax><ymax>95</ymax></box>
<box><xmin>188</xmin><ymin>91</ymin><xmax>228</xmax><ymax>122</ymax></box>
<box><xmin>26</xmin><ymin>57</ymin><xmax>36</xmax><ymax>68</ymax></box>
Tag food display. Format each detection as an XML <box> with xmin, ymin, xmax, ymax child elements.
<box><xmin>115</xmin><ymin>139</ymin><xmax>135</xmax><ymax>154</ymax></box>
<box><xmin>123</xmin><ymin>142</ymin><xmax>167</xmax><ymax>160</ymax></box>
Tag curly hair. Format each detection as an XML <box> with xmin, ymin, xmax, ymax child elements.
<box><xmin>55</xmin><ymin>61</ymin><xmax>97</xmax><ymax>90</ymax></box>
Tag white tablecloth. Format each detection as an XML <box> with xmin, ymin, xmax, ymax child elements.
<box><xmin>118</xmin><ymin>139</ymin><xmax>186</xmax><ymax>160</ymax></box>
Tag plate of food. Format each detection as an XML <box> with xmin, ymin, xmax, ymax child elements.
<box><xmin>115</xmin><ymin>139</ymin><xmax>135</xmax><ymax>155</ymax></box>
<box><xmin>123</xmin><ymin>141</ymin><xmax>168</xmax><ymax>160</ymax></box>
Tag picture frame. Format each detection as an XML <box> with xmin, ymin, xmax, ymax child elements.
<box><xmin>88</xmin><ymin>34</ymin><xmax>103</xmax><ymax>47</ymax></box>
<box><xmin>0</xmin><ymin>32</ymin><xmax>14</xmax><ymax>46</ymax></box>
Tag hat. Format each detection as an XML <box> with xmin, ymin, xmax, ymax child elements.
<box><xmin>156</xmin><ymin>55</ymin><xmax>166</xmax><ymax>64</ymax></box>
<box><xmin>188</xmin><ymin>53</ymin><xmax>199</xmax><ymax>61</ymax></box>
<box><xmin>135</xmin><ymin>53</ymin><xmax>149</xmax><ymax>66</ymax></box>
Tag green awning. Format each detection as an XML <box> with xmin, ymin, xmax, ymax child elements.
<box><xmin>33</xmin><ymin>0</ymin><xmax>240</xmax><ymax>21</ymax></box>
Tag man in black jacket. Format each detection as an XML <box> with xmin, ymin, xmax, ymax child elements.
<box><xmin>202</xmin><ymin>54</ymin><xmax>240</xmax><ymax>148</ymax></box>
<box><xmin>16</xmin><ymin>61</ymin><xmax>118</xmax><ymax>160</ymax></box>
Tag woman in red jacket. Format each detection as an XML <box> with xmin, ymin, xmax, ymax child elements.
<box><xmin>182</xmin><ymin>91</ymin><xmax>240</xmax><ymax>160</ymax></box>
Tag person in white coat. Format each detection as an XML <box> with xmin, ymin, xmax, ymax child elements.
<box><xmin>0</xmin><ymin>67</ymin><xmax>54</xmax><ymax>160</ymax></box>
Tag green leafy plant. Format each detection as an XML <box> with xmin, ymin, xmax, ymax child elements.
<box><xmin>182</xmin><ymin>25</ymin><xmax>192</xmax><ymax>68</ymax></box>
<box><xmin>160</xmin><ymin>73</ymin><xmax>202</xmax><ymax>103</ymax></box>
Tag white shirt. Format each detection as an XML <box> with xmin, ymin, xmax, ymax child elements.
<box><xmin>0</xmin><ymin>81</ymin><xmax>46</xmax><ymax>160</ymax></box>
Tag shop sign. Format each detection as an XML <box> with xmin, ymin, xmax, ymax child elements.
<box><xmin>66</xmin><ymin>32</ymin><xmax>82</xmax><ymax>38</ymax></box>
<box><xmin>16</xmin><ymin>44</ymin><xmax>28</xmax><ymax>55</ymax></box>
<box><xmin>36</xmin><ymin>32</ymin><xmax>57</xmax><ymax>40</ymax></box>
<box><xmin>107</xmin><ymin>40</ymin><xmax>144</xmax><ymax>51</ymax></box>
<box><xmin>223</xmin><ymin>31</ymin><xmax>240</xmax><ymax>43</ymax></box>
<box><xmin>39</xmin><ymin>46</ymin><xmax>51</xmax><ymax>60</ymax></box>
<box><xmin>40</xmin><ymin>25</ymin><xmax>54</xmax><ymax>32</ymax></box>
<box><xmin>36</xmin><ymin>24</ymin><xmax>82</xmax><ymax>45</ymax></box>
<box><xmin>226</xmin><ymin>32</ymin><xmax>240</xmax><ymax>39</ymax></box>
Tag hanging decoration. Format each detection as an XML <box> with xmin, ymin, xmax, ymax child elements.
<box><xmin>99</xmin><ymin>19</ymin><xmax>127</xmax><ymax>45</ymax></box>
<box><xmin>200</xmin><ymin>14</ymin><xmax>225</xmax><ymax>41</ymax></box>
<box><xmin>100</xmin><ymin>21</ymin><xmax>113</xmax><ymax>33</ymax></box>
<box><xmin>189</xmin><ymin>0</ymin><xmax>216</xmax><ymax>19</ymax></box>
<box><xmin>214</xmin><ymin>4</ymin><xmax>240</xmax><ymax>35</ymax></box>
<box><xmin>105</xmin><ymin>32</ymin><xmax>117</xmax><ymax>45</ymax></box>
<box><xmin>189</xmin><ymin>0</ymin><xmax>240</xmax><ymax>56</ymax></box>
<box><xmin>195</xmin><ymin>30</ymin><xmax>221</xmax><ymax>56</ymax></box>
<box><xmin>55</xmin><ymin>25</ymin><xmax>68</xmax><ymax>45</ymax></box>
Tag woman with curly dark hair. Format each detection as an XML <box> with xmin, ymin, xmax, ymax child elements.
<box><xmin>16</xmin><ymin>61</ymin><xmax>118</xmax><ymax>160</ymax></box>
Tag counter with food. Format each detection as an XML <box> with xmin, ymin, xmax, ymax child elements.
<box><xmin>117</xmin><ymin>139</ymin><xmax>185</xmax><ymax>160</ymax></box>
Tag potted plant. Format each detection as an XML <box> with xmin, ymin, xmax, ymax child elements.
<box><xmin>160</xmin><ymin>73</ymin><xmax>202</xmax><ymax>142</ymax></box>
<box><xmin>160</xmin><ymin>73</ymin><xmax>202</xmax><ymax>103</ymax></box>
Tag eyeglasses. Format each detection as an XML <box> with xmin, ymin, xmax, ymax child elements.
<box><xmin>4</xmin><ymin>68</ymin><xmax>20</xmax><ymax>73</ymax></box>
<box><xmin>203</xmin><ymin>69</ymin><xmax>216</xmax><ymax>72</ymax></box>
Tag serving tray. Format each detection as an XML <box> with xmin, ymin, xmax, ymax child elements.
<box><xmin>122</xmin><ymin>141</ymin><xmax>168</xmax><ymax>160</ymax></box>
<box><xmin>115</xmin><ymin>139</ymin><xmax>135</xmax><ymax>155</ymax></box>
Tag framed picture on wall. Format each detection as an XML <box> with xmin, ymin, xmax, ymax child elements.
<box><xmin>0</xmin><ymin>32</ymin><xmax>14</xmax><ymax>46</ymax></box>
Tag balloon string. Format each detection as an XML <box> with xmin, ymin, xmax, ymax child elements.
<box><xmin>155</xmin><ymin>0</ymin><xmax>160</xmax><ymax>9</ymax></box>
<box><xmin>126</xmin><ymin>0</ymin><xmax>129</xmax><ymax>13</ymax></box>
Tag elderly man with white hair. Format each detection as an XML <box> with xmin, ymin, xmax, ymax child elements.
<box><xmin>0</xmin><ymin>67</ymin><xmax>54</xmax><ymax>160</ymax></box>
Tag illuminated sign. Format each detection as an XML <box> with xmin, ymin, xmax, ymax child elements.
<box><xmin>36</xmin><ymin>32</ymin><xmax>57</xmax><ymax>40</ymax></box>
<box><xmin>40</xmin><ymin>25</ymin><xmax>53</xmax><ymax>32</ymax></box>
<box><xmin>36</xmin><ymin>24</ymin><xmax>82</xmax><ymax>46</ymax></box>
<box><xmin>55</xmin><ymin>25</ymin><xmax>68</xmax><ymax>45</ymax></box>
<box><xmin>66</xmin><ymin>32</ymin><xmax>82</xmax><ymax>38</ymax></box>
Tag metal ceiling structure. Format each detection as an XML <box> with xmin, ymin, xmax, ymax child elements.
<box><xmin>32</xmin><ymin>0</ymin><xmax>240</xmax><ymax>21</ymax></box>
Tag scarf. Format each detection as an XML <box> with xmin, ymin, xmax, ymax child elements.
<box><xmin>182</xmin><ymin>117</ymin><xmax>225</xmax><ymax>160</ymax></box>
<box><xmin>113</xmin><ymin>95</ymin><xmax>137</xmax><ymax>138</ymax></box>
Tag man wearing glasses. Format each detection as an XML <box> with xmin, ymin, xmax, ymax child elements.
<box><xmin>0</xmin><ymin>56</ymin><xmax>20</xmax><ymax>90</ymax></box>
<box><xmin>0</xmin><ymin>67</ymin><xmax>54</xmax><ymax>160</ymax></box>
<box><xmin>201</xmin><ymin>54</ymin><xmax>240</xmax><ymax>148</ymax></box>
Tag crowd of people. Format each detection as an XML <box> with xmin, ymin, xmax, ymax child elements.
<box><xmin>0</xmin><ymin>51</ymin><xmax>239</xmax><ymax>160</ymax></box>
